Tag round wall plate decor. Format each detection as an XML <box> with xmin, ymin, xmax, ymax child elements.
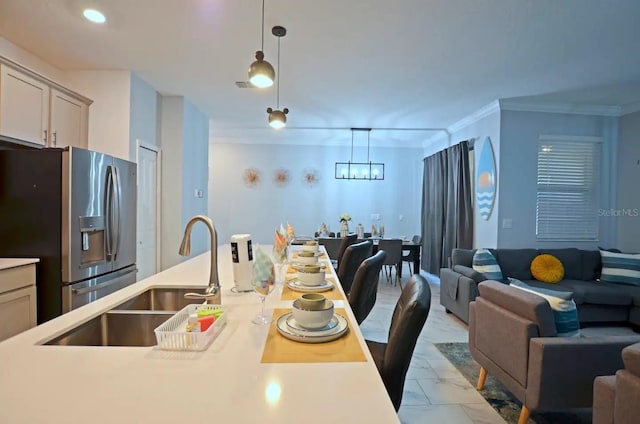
<box><xmin>243</xmin><ymin>168</ymin><xmax>261</xmax><ymax>187</ymax></box>
<box><xmin>274</xmin><ymin>168</ymin><xmax>289</xmax><ymax>186</ymax></box>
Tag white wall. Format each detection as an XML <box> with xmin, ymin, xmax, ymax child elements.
<box><xmin>498</xmin><ymin>110</ymin><xmax>619</xmax><ymax>249</ymax></box>
<box><xmin>0</xmin><ymin>37</ymin><xmax>64</xmax><ymax>82</ymax></box>
<box><xmin>64</xmin><ymin>70</ymin><xmax>131</xmax><ymax>160</ymax></box>
<box><xmin>208</xmin><ymin>142</ymin><xmax>423</xmax><ymax>245</ymax></box>
<box><xmin>617</xmin><ymin>110</ymin><xmax>640</xmax><ymax>252</ymax></box>
<box><xmin>129</xmin><ymin>73</ymin><xmax>159</xmax><ymax>155</ymax></box>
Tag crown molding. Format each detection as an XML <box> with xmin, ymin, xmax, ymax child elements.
<box><xmin>421</xmin><ymin>131</ymin><xmax>448</xmax><ymax>150</ymax></box>
<box><xmin>422</xmin><ymin>100</ymin><xmax>500</xmax><ymax>150</ymax></box>
<box><xmin>620</xmin><ymin>101</ymin><xmax>640</xmax><ymax>116</ymax></box>
<box><xmin>499</xmin><ymin>99</ymin><xmax>622</xmax><ymax>116</ymax></box>
<box><xmin>447</xmin><ymin>100</ymin><xmax>501</xmax><ymax>134</ymax></box>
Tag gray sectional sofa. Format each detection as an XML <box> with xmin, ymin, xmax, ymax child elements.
<box><xmin>440</xmin><ymin>248</ymin><xmax>640</xmax><ymax>328</ymax></box>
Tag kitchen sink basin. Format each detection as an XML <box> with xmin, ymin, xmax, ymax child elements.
<box><xmin>112</xmin><ymin>286</ymin><xmax>205</xmax><ymax>311</ymax></box>
<box><xmin>44</xmin><ymin>311</ymin><xmax>174</xmax><ymax>347</ymax></box>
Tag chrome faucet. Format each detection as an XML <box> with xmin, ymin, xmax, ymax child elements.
<box><xmin>179</xmin><ymin>215</ymin><xmax>221</xmax><ymax>304</ymax></box>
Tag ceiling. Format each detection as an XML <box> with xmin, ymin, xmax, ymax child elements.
<box><xmin>1</xmin><ymin>0</ymin><xmax>639</xmax><ymax>147</ymax></box>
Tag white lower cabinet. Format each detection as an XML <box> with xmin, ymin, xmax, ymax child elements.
<box><xmin>0</xmin><ymin>263</ymin><xmax>37</xmax><ymax>342</ymax></box>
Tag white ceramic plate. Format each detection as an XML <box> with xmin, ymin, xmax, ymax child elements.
<box><xmin>276</xmin><ymin>312</ymin><xmax>348</xmax><ymax>343</ymax></box>
<box><xmin>286</xmin><ymin>279</ymin><xmax>334</xmax><ymax>292</ymax></box>
<box><xmin>286</xmin><ymin>314</ymin><xmax>340</xmax><ymax>335</ymax></box>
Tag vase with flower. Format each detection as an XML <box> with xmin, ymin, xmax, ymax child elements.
<box><xmin>339</xmin><ymin>214</ymin><xmax>351</xmax><ymax>237</ymax></box>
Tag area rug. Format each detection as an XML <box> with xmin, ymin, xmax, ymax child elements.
<box><xmin>434</xmin><ymin>342</ymin><xmax>592</xmax><ymax>424</ymax></box>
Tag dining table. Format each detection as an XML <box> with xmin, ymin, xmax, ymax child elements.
<box><xmin>0</xmin><ymin>244</ymin><xmax>400</xmax><ymax>423</ymax></box>
<box><xmin>358</xmin><ymin>238</ymin><xmax>422</xmax><ymax>278</ymax></box>
<box><xmin>301</xmin><ymin>236</ymin><xmax>422</xmax><ymax>277</ymax></box>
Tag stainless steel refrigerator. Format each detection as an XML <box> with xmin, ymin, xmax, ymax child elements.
<box><xmin>0</xmin><ymin>147</ymin><xmax>137</xmax><ymax>323</ymax></box>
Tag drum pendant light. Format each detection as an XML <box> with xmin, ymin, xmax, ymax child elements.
<box><xmin>248</xmin><ymin>0</ymin><xmax>275</xmax><ymax>88</ymax></box>
<box><xmin>267</xmin><ymin>26</ymin><xmax>289</xmax><ymax>129</ymax></box>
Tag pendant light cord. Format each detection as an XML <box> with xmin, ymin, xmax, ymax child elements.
<box><xmin>260</xmin><ymin>0</ymin><xmax>265</xmax><ymax>51</ymax></box>
<box><xmin>276</xmin><ymin>35</ymin><xmax>281</xmax><ymax>108</ymax></box>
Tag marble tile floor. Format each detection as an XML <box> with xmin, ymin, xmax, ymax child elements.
<box><xmin>360</xmin><ymin>271</ymin><xmax>506</xmax><ymax>424</ymax></box>
<box><xmin>362</xmin><ymin>270</ymin><xmax>639</xmax><ymax>424</ymax></box>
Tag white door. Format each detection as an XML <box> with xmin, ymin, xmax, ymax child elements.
<box><xmin>136</xmin><ymin>143</ymin><xmax>160</xmax><ymax>281</ymax></box>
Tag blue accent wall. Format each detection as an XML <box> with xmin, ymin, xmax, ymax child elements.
<box><xmin>617</xmin><ymin>110</ymin><xmax>640</xmax><ymax>252</ymax></box>
<box><xmin>498</xmin><ymin>110</ymin><xmax>618</xmax><ymax>249</ymax></box>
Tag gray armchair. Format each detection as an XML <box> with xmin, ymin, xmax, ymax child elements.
<box><xmin>469</xmin><ymin>281</ymin><xmax>639</xmax><ymax>424</ymax></box>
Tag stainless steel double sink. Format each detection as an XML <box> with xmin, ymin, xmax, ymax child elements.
<box><xmin>43</xmin><ymin>287</ymin><xmax>205</xmax><ymax>347</ymax></box>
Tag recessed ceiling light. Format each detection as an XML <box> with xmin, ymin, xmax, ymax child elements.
<box><xmin>83</xmin><ymin>8</ymin><xmax>106</xmax><ymax>24</ymax></box>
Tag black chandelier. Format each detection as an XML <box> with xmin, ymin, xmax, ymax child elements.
<box><xmin>335</xmin><ymin>128</ymin><xmax>385</xmax><ymax>180</ymax></box>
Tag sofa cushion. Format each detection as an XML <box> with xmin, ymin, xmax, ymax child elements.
<box><xmin>452</xmin><ymin>249</ymin><xmax>475</xmax><ymax>267</ymax></box>
<box><xmin>554</xmin><ymin>279</ymin><xmax>633</xmax><ymax>306</ymax></box>
<box><xmin>539</xmin><ymin>248</ymin><xmax>583</xmax><ymax>280</ymax></box>
<box><xmin>472</xmin><ymin>249</ymin><xmax>503</xmax><ymax>280</ymax></box>
<box><xmin>582</xmin><ymin>250</ymin><xmax>602</xmax><ymax>280</ymax></box>
<box><xmin>600</xmin><ymin>250</ymin><xmax>640</xmax><ymax>287</ymax></box>
<box><xmin>509</xmin><ymin>278</ymin><xmax>580</xmax><ymax>337</ymax></box>
<box><xmin>496</xmin><ymin>249</ymin><xmax>538</xmax><ymax>280</ymax></box>
<box><xmin>531</xmin><ymin>254</ymin><xmax>565</xmax><ymax>283</ymax></box>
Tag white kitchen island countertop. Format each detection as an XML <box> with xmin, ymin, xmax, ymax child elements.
<box><xmin>0</xmin><ymin>258</ymin><xmax>39</xmax><ymax>270</ymax></box>
<box><xmin>0</xmin><ymin>245</ymin><xmax>399</xmax><ymax>423</ymax></box>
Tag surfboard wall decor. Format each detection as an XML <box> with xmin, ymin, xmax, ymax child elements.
<box><xmin>476</xmin><ymin>136</ymin><xmax>496</xmax><ymax>220</ymax></box>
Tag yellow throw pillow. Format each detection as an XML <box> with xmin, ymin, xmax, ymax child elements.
<box><xmin>531</xmin><ymin>254</ymin><xmax>565</xmax><ymax>283</ymax></box>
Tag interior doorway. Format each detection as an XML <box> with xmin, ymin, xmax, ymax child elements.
<box><xmin>136</xmin><ymin>141</ymin><xmax>161</xmax><ymax>281</ymax></box>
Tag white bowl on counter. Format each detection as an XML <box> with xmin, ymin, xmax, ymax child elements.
<box><xmin>297</xmin><ymin>269</ymin><xmax>325</xmax><ymax>286</ymax></box>
<box><xmin>292</xmin><ymin>298</ymin><xmax>334</xmax><ymax>329</ymax></box>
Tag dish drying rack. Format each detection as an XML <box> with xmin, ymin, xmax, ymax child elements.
<box><xmin>154</xmin><ymin>304</ymin><xmax>227</xmax><ymax>351</ymax></box>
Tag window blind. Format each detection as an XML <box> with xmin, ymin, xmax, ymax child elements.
<box><xmin>536</xmin><ymin>139</ymin><xmax>601</xmax><ymax>241</ymax></box>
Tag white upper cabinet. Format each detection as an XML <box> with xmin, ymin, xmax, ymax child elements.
<box><xmin>0</xmin><ymin>61</ymin><xmax>91</xmax><ymax>149</ymax></box>
<box><xmin>50</xmin><ymin>88</ymin><xmax>88</xmax><ymax>148</ymax></box>
<box><xmin>0</xmin><ymin>64</ymin><xmax>49</xmax><ymax>146</ymax></box>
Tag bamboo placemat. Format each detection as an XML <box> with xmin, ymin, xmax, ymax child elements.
<box><xmin>260</xmin><ymin>308</ymin><xmax>367</xmax><ymax>363</ymax></box>
<box><xmin>280</xmin><ymin>276</ymin><xmax>345</xmax><ymax>301</ymax></box>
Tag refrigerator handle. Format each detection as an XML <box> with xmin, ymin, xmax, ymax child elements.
<box><xmin>105</xmin><ymin>165</ymin><xmax>114</xmax><ymax>260</ymax></box>
<box><xmin>112</xmin><ymin>165</ymin><xmax>122</xmax><ymax>261</ymax></box>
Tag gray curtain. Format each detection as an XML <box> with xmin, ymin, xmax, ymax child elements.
<box><xmin>421</xmin><ymin>141</ymin><xmax>473</xmax><ymax>274</ymax></box>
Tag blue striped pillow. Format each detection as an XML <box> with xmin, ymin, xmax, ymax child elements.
<box><xmin>600</xmin><ymin>250</ymin><xmax>640</xmax><ymax>286</ymax></box>
<box><xmin>508</xmin><ymin>278</ymin><xmax>580</xmax><ymax>337</ymax></box>
<box><xmin>472</xmin><ymin>248</ymin><xmax>503</xmax><ymax>280</ymax></box>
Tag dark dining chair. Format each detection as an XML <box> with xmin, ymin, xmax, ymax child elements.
<box><xmin>378</xmin><ymin>238</ymin><xmax>403</xmax><ymax>287</ymax></box>
<box><xmin>335</xmin><ymin>233</ymin><xmax>358</xmax><ymax>269</ymax></box>
<box><xmin>366</xmin><ymin>274</ymin><xmax>431</xmax><ymax>411</ymax></box>
<box><xmin>348</xmin><ymin>250</ymin><xmax>386</xmax><ymax>324</ymax></box>
<box><xmin>401</xmin><ymin>235</ymin><xmax>421</xmax><ymax>275</ymax></box>
<box><xmin>337</xmin><ymin>240</ymin><xmax>373</xmax><ymax>294</ymax></box>
<box><xmin>317</xmin><ymin>237</ymin><xmax>342</xmax><ymax>262</ymax></box>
